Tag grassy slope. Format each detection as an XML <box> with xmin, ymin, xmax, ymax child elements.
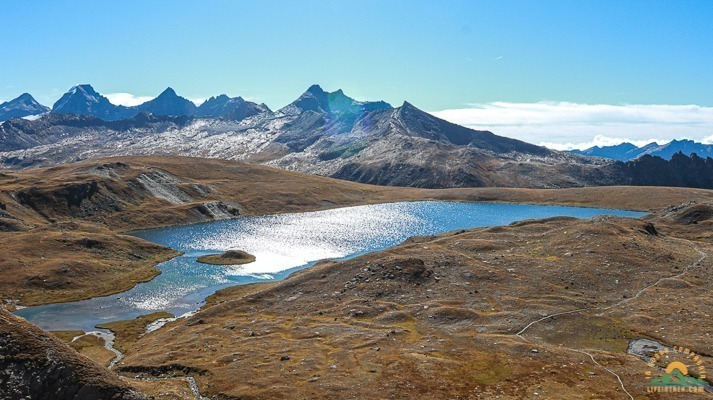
<box><xmin>0</xmin><ymin>223</ymin><xmax>179</xmax><ymax>305</ymax></box>
<box><xmin>118</xmin><ymin>207</ymin><xmax>713</xmax><ymax>399</ymax></box>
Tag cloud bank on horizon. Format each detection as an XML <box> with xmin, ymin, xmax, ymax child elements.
<box><xmin>104</xmin><ymin>93</ymin><xmax>154</xmax><ymax>107</ymax></box>
<box><xmin>432</xmin><ymin>102</ymin><xmax>713</xmax><ymax>150</ymax></box>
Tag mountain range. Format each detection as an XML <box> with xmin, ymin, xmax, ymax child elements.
<box><xmin>0</xmin><ymin>84</ymin><xmax>272</xmax><ymax>123</ymax></box>
<box><xmin>0</xmin><ymin>84</ymin><xmax>619</xmax><ymax>188</ymax></box>
<box><xmin>2</xmin><ymin>84</ymin><xmax>713</xmax><ymax>189</ymax></box>
<box><xmin>4</xmin><ymin>87</ymin><xmax>711</xmax><ymax>166</ymax></box>
<box><xmin>47</xmin><ymin>84</ymin><xmax>272</xmax><ymax>121</ymax></box>
<box><xmin>571</xmin><ymin>139</ymin><xmax>713</xmax><ymax>161</ymax></box>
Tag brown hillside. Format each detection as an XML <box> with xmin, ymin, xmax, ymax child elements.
<box><xmin>117</xmin><ymin>207</ymin><xmax>713</xmax><ymax>399</ymax></box>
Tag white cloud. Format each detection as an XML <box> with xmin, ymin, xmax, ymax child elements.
<box><xmin>105</xmin><ymin>93</ymin><xmax>154</xmax><ymax>107</ymax></box>
<box><xmin>430</xmin><ymin>102</ymin><xmax>713</xmax><ymax>150</ymax></box>
<box><xmin>538</xmin><ymin>135</ymin><xmax>670</xmax><ymax>151</ymax></box>
<box><xmin>188</xmin><ymin>97</ymin><xmax>206</xmax><ymax>106</ymax></box>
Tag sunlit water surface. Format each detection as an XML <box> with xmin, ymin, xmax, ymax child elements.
<box><xmin>16</xmin><ymin>201</ymin><xmax>645</xmax><ymax>331</ymax></box>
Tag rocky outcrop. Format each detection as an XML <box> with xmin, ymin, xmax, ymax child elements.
<box><xmin>616</xmin><ymin>152</ymin><xmax>713</xmax><ymax>189</ymax></box>
<box><xmin>16</xmin><ymin>181</ymin><xmax>107</xmax><ymax>220</ymax></box>
<box><xmin>643</xmin><ymin>201</ymin><xmax>713</xmax><ymax>242</ymax></box>
<box><xmin>0</xmin><ymin>218</ymin><xmax>26</xmax><ymax>232</ymax></box>
<box><xmin>135</xmin><ymin>170</ymin><xmax>193</xmax><ymax>204</ymax></box>
<box><xmin>191</xmin><ymin>201</ymin><xmax>241</xmax><ymax>220</ymax></box>
<box><xmin>6</xmin><ymin>164</ymin><xmax>244</xmax><ymax>227</ymax></box>
<box><xmin>0</xmin><ymin>308</ymin><xmax>146</xmax><ymax>400</ymax></box>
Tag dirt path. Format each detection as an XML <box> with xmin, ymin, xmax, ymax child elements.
<box><xmin>514</xmin><ymin>239</ymin><xmax>708</xmax><ymax>400</ymax></box>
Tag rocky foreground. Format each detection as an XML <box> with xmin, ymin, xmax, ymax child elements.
<box><xmin>106</xmin><ymin>203</ymin><xmax>713</xmax><ymax>399</ymax></box>
<box><xmin>0</xmin><ymin>308</ymin><xmax>146</xmax><ymax>400</ymax></box>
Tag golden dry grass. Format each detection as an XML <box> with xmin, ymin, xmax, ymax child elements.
<box><xmin>96</xmin><ymin>312</ymin><xmax>174</xmax><ymax>354</ymax></box>
<box><xmin>116</xmin><ymin>210</ymin><xmax>713</xmax><ymax>399</ymax></box>
<box><xmin>0</xmin><ymin>224</ymin><xmax>179</xmax><ymax>305</ymax></box>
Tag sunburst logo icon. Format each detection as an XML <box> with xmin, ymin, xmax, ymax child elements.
<box><xmin>645</xmin><ymin>345</ymin><xmax>708</xmax><ymax>393</ymax></box>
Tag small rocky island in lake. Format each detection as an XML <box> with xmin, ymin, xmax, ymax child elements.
<box><xmin>197</xmin><ymin>250</ymin><xmax>256</xmax><ymax>265</ymax></box>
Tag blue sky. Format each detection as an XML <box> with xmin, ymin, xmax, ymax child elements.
<box><xmin>2</xmin><ymin>0</ymin><xmax>713</xmax><ymax>148</ymax></box>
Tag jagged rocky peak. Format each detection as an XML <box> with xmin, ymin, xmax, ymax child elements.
<box><xmin>386</xmin><ymin>100</ymin><xmax>550</xmax><ymax>154</ymax></box>
<box><xmin>286</xmin><ymin>84</ymin><xmax>332</xmax><ymax>113</ymax></box>
<box><xmin>154</xmin><ymin>87</ymin><xmax>189</xmax><ymax>102</ymax></box>
<box><xmin>203</xmin><ymin>94</ymin><xmax>241</xmax><ymax>106</ymax></box>
<box><xmin>154</xmin><ymin>87</ymin><xmax>174</xmax><ymax>99</ymax></box>
<box><xmin>54</xmin><ymin>84</ymin><xmax>104</xmax><ymax>107</ymax></box>
<box><xmin>283</xmin><ymin>84</ymin><xmax>392</xmax><ymax>115</ymax></box>
<box><xmin>195</xmin><ymin>94</ymin><xmax>271</xmax><ymax>120</ymax></box>
<box><xmin>392</xmin><ymin>100</ymin><xmax>438</xmax><ymax>122</ymax></box>
<box><xmin>13</xmin><ymin>93</ymin><xmax>41</xmax><ymax>104</ymax></box>
<box><xmin>72</xmin><ymin>84</ymin><xmax>99</xmax><ymax>97</ymax></box>
<box><xmin>196</xmin><ymin>95</ymin><xmax>223</xmax><ymax>113</ymax></box>
<box><xmin>137</xmin><ymin>87</ymin><xmax>197</xmax><ymax>116</ymax></box>
<box><xmin>400</xmin><ymin>100</ymin><xmax>417</xmax><ymax>109</ymax></box>
<box><xmin>223</xmin><ymin>100</ymin><xmax>271</xmax><ymax>121</ymax></box>
<box><xmin>0</xmin><ymin>93</ymin><xmax>50</xmax><ymax>121</ymax></box>
<box><xmin>52</xmin><ymin>84</ymin><xmax>133</xmax><ymax>121</ymax></box>
<box><xmin>195</xmin><ymin>94</ymin><xmax>243</xmax><ymax>117</ymax></box>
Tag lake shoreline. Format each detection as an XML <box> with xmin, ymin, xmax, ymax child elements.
<box><xmin>15</xmin><ymin>201</ymin><xmax>645</xmax><ymax>332</ymax></box>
